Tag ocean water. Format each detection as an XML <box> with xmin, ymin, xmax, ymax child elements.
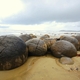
<box><xmin>0</xmin><ymin>30</ymin><xmax>80</xmax><ymax>37</ymax></box>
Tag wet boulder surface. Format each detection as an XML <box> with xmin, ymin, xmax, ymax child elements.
<box><xmin>25</xmin><ymin>38</ymin><xmax>47</xmax><ymax>56</ymax></box>
<box><xmin>51</xmin><ymin>40</ymin><xmax>77</xmax><ymax>58</ymax></box>
<box><xmin>60</xmin><ymin>36</ymin><xmax>79</xmax><ymax>50</ymax></box>
<box><xmin>0</xmin><ymin>35</ymin><xmax>28</xmax><ymax>70</ymax></box>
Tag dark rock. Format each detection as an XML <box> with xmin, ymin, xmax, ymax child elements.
<box><xmin>51</xmin><ymin>40</ymin><xmax>77</xmax><ymax>58</ymax></box>
<box><xmin>25</xmin><ymin>38</ymin><xmax>47</xmax><ymax>56</ymax></box>
<box><xmin>0</xmin><ymin>35</ymin><xmax>28</xmax><ymax>70</ymax></box>
<box><xmin>60</xmin><ymin>36</ymin><xmax>79</xmax><ymax>50</ymax></box>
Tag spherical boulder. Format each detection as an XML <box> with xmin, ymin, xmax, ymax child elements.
<box><xmin>25</xmin><ymin>38</ymin><xmax>47</xmax><ymax>56</ymax></box>
<box><xmin>0</xmin><ymin>35</ymin><xmax>28</xmax><ymax>70</ymax></box>
<box><xmin>51</xmin><ymin>40</ymin><xmax>77</xmax><ymax>58</ymax></box>
<box><xmin>60</xmin><ymin>36</ymin><xmax>79</xmax><ymax>50</ymax></box>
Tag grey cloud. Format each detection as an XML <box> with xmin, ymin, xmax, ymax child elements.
<box><xmin>1</xmin><ymin>0</ymin><xmax>80</xmax><ymax>25</ymax></box>
<box><xmin>0</xmin><ymin>26</ymin><xmax>9</xmax><ymax>28</ymax></box>
<box><xmin>63</xmin><ymin>26</ymin><xmax>80</xmax><ymax>30</ymax></box>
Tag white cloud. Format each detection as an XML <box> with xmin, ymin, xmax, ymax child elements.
<box><xmin>0</xmin><ymin>0</ymin><xmax>80</xmax><ymax>25</ymax></box>
<box><xmin>0</xmin><ymin>21</ymin><xmax>79</xmax><ymax>31</ymax></box>
<box><xmin>44</xmin><ymin>21</ymin><xmax>65</xmax><ymax>30</ymax></box>
<box><xmin>9</xmin><ymin>24</ymin><xmax>46</xmax><ymax>30</ymax></box>
<box><xmin>0</xmin><ymin>21</ymin><xmax>80</xmax><ymax>35</ymax></box>
<box><xmin>0</xmin><ymin>0</ymin><xmax>24</xmax><ymax>19</ymax></box>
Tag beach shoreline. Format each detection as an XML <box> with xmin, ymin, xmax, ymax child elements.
<box><xmin>0</xmin><ymin>52</ymin><xmax>80</xmax><ymax>80</ymax></box>
<box><xmin>0</xmin><ymin>33</ymin><xmax>80</xmax><ymax>80</ymax></box>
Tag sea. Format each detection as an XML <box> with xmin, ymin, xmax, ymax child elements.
<box><xmin>0</xmin><ymin>30</ymin><xmax>80</xmax><ymax>37</ymax></box>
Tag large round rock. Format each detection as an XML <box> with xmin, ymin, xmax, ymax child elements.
<box><xmin>60</xmin><ymin>36</ymin><xmax>79</xmax><ymax>50</ymax></box>
<box><xmin>51</xmin><ymin>40</ymin><xmax>77</xmax><ymax>58</ymax></box>
<box><xmin>0</xmin><ymin>35</ymin><xmax>28</xmax><ymax>70</ymax></box>
<box><xmin>25</xmin><ymin>38</ymin><xmax>47</xmax><ymax>56</ymax></box>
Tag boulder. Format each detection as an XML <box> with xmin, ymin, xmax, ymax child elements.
<box><xmin>60</xmin><ymin>36</ymin><xmax>79</xmax><ymax>50</ymax></box>
<box><xmin>25</xmin><ymin>38</ymin><xmax>47</xmax><ymax>56</ymax></box>
<box><xmin>59</xmin><ymin>57</ymin><xmax>74</xmax><ymax>65</ymax></box>
<box><xmin>19</xmin><ymin>34</ymin><xmax>36</xmax><ymax>42</ymax></box>
<box><xmin>51</xmin><ymin>40</ymin><xmax>77</xmax><ymax>58</ymax></box>
<box><xmin>0</xmin><ymin>35</ymin><xmax>28</xmax><ymax>70</ymax></box>
<box><xmin>40</xmin><ymin>34</ymin><xmax>50</xmax><ymax>40</ymax></box>
<box><xmin>29</xmin><ymin>34</ymin><xmax>37</xmax><ymax>38</ymax></box>
<box><xmin>43</xmin><ymin>38</ymin><xmax>56</xmax><ymax>50</ymax></box>
<box><xmin>73</xmin><ymin>35</ymin><xmax>80</xmax><ymax>50</ymax></box>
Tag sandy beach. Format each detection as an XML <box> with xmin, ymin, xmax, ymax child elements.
<box><xmin>0</xmin><ymin>0</ymin><xmax>80</xmax><ymax>79</ymax></box>
<box><xmin>0</xmin><ymin>51</ymin><xmax>80</xmax><ymax>80</ymax></box>
<box><xmin>0</xmin><ymin>33</ymin><xmax>80</xmax><ymax>80</ymax></box>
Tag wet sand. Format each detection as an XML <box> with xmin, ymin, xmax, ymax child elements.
<box><xmin>0</xmin><ymin>51</ymin><xmax>80</xmax><ymax>80</ymax></box>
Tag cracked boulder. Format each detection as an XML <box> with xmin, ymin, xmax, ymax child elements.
<box><xmin>25</xmin><ymin>38</ymin><xmax>47</xmax><ymax>56</ymax></box>
<box><xmin>51</xmin><ymin>40</ymin><xmax>77</xmax><ymax>58</ymax></box>
<box><xmin>60</xmin><ymin>36</ymin><xmax>79</xmax><ymax>50</ymax></box>
<box><xmin>0</xmin><ymin>35</ymin><xmax>28</xmax><ymax>70</ymax></box>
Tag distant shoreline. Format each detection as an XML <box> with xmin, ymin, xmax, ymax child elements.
<box><xmin>0</xmin><ymin>30</ymin><xmax>80</xmax><ymax>36</ymax></box>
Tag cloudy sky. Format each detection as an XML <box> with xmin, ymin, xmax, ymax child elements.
<box><xmin>0</xmin><ymin>0</ymin><xmax>80</xmax><ymax>32</ymax></box>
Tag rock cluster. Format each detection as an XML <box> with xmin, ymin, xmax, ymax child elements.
<box><xmin>0</xmin><ymin>34</ymin><xmax>79</xmax><ymax>70</ymax></box>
